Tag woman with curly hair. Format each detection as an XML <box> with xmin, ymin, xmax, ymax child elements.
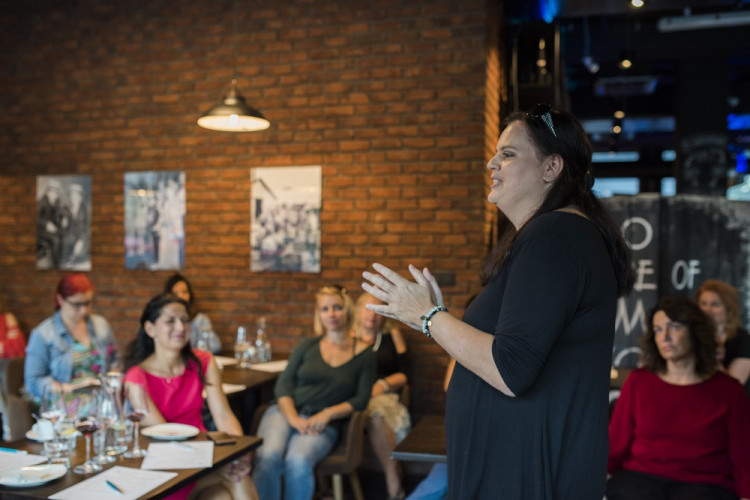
<box><xmin>607</xmin><ymin>294</ymin><xmax>750</xmax><ymax>500</ymax></box>
<box><xmin>695</xmin><ymin>279</ymin><xmax>750</xmax><ymax>397</ymax></box>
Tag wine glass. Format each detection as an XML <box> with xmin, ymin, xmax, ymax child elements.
<box><xmin>91</xmin><ymin>389</ymin><xmax>117</xmax><ymax>464</ymax></box>
<box><xmin>40</xmin><ymin>385</ymin><xmax>64</xmax><ymax>437</ymax></box>
<box><xmin>71</xmin><ymin>390</ymin><xmax>102</xmax><ymax>474</ymax></box>
<box><xmin>123</xmin><ymin>384</ymin><xmax>149</xmax><ymax>459</ymax></box>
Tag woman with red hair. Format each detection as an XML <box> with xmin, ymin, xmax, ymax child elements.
<box><xmin>24</xmin><ymin>274</ymin><xmax>118</xmax><ymax>400</ymax></box>
<box><xmin>695</xmin><ymin>279</ymin><xmax>750</xmax><ymax>398</ymax></box>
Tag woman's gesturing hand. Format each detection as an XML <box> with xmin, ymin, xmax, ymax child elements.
<box><xmin>362</xmin><ymin>263</ymin><xmax>444</xmax><ymax>331</ymax></box>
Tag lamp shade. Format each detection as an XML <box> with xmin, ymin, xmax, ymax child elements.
<box><xmin>198</xmin><ymin>80</ymin><xmax>270</xmax><ymax>132</ymax></box>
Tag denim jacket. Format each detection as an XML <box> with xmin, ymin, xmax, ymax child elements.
<box><xmin>24</xmin><ymin>311</ymin><xmax>118</xmax><ymax>400</ymax></box>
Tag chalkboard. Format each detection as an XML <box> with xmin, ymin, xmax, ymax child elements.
<box><xmin>603</xmin><ymin>194</ymin><xmax>750</xmax><ymax>368</ymax></box>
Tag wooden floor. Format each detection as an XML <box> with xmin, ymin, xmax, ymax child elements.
<box><xmin>317</xmin><ymin>465</ymin><xmax>433</xmax><ymax>500</ymax></box>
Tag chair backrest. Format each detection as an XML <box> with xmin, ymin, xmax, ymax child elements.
<box><xmin>0</xmin><ymin>356</ymin><xmax>33</xmax><ymax>442</ymax></box>
<box><xmin>399</xmin><ymin>383</ymin><xmax>410</xmax><ymax>410</ymax></box>
<box><xmin>316</xmin><ymin>410</ymin><xmax>367</xmax><ymax>475</ymax></box>
<box><xmin>250</xmin><ymin>403</ymin><xmax>269</xmax><ymax>437</ymax></box>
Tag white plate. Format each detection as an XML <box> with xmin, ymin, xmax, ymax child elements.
<box><xmin>141</xmin><ymin>423</ymin><xmax>200</xmax><ymax>440</ymax></box>
<box><xmin>0</xmin><ymin>464</ymin><xmax>67</xmax><ymax>487</ymax></box>
<box><xmin>25</xmin><ymin>428</ymin><xmax>80</xmax><ymax>442</ymax></box>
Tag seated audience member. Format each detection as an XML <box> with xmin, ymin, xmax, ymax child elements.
<box><xmin>24</xmin><ymin>274</ymin><xmax>118</xmax><ymax>400</ymax></box>
<box><xmin>607</xmin><ymin>294</ymin><xmax>750</xmax><ymax>500</ymax></box>
<box><xmin>695</xmin><ymin>279</ymin><xmax>750</xmax><ymax>397</ymax></box>
<box><xmin>405</xmin><ymin>358</ymin><xmax>454</xmax><ymax>500</ymax></box>
<box><xmin>124</xmin><ymin>293</ymin><xmax>257</xmax><ymax>500</ymax></box>
<box><xmin>252</xmin><ymin>285</ymin><xmax>376</xmax><ymax>500</ymax></box>
<box><xmin>0</xmin><ymin>294</ymin><xmax>26</xmax><ymax>359</ymax></box>
<box><xmin>353</xmin><ymin>292</ymin><xmax>411</xmax><ymax>500</ymax></box>
<box><xmin>164</xmin><ymin>273</ymin><xmax>221</xmax><ymax>353</ymax></box>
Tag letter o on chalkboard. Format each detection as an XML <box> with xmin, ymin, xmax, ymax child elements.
<box><xmin>621</xmin><ymin>217</ymin><xmax>653</xmax><ymax>252</ymax></box>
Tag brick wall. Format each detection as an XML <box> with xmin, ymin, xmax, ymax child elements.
<box><xmin>0</xmin><ymin>0</ymin><xmax>503</xmax><ymax>417</ymax></box>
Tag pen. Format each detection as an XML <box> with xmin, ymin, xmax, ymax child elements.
<box><xmin>105</xmin><ymin>479</ymin><xmax>125</xmax><ymax>495</ymax></box>
<box><xmin>0</xmin><ymin>447</ymin><xmax>27</xmax><ymax>455</ymax></box>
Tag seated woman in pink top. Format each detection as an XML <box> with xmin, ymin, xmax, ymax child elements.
<box><xmin>124</xmin><ymin>293</ymin><xmax>257</xmax><ymax>500</ymax></box>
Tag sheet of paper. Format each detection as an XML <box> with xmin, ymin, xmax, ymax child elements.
<box><xmin>0</xmin><ymin>452</ymin><xmax>47</xmax><ymax>474</ymax></box>
<box><xmin>140</xmin><ymin>441</ymin><xmax>214</xmax><ymax>470</ymax></box>
<box><xmin>49</xmin><ymin>466</ymin><xmax>177</xmax><ymax>500</ymax></box>
<box><xmin>214</xmin><ymin>356</ymin><xmax>238</xmax><ymax>369</ymax></box>
<box><xmin>249</xmin><ymin>360</ymin><xmax>288</xmax><ymax>372</ymax></box>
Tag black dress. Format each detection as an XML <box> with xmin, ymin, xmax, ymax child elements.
<box><xmin>446</xmin><ymin>212</ymin><xmax>618</xmax><ymax>499</ymax></box>
<box><xmin>724</xmin><ymin>327</ymin><xmax>750</xmax><ymax>399</ymax></box>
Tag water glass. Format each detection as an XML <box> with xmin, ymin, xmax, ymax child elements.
<box><xmin>44</xmin><ymin>438</ymin><xmax>71</xmax><ymax>469</ymax></box>
<box><xmin>110</xmin><ymin>419</ymin><xmax>131</xmax><ymax>455</ymax></box>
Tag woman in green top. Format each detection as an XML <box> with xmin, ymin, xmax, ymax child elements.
<box><xmin>252</xmin><ymin>285</ymin><xmax>377</xmax><ymax>500</ymax></box>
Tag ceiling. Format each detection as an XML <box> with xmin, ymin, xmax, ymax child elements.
<box><xmin>506</xmin><ymin>0</ymin><xmax>750</xmax><ymax>118</ymax></box>
<box><xmin>503</xmin><ymin>0</ymin><xmax>750</xmax><ymax>182</ymax></box>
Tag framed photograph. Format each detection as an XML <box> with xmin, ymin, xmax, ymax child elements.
<box><xmin>124</xmin><ymin>171</ymin><xmax>185</xmax><ymax>270</ymax></box>
<box><xmin>251</xmin><ymin>166</ymin><xmax>321</xmax><ymax>273</ymax></box>
<box><xmin>36</xmin><ymin>175</ymin><xmax>92</xmax><ymax>271</ymax></box>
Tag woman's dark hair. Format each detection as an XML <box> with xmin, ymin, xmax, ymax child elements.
<box><xmin>481</xmin><ymin>106</ymin><xmax>634</xmax><ymax>297</ymax></box>
<box><xmin>640</xmin><ymin>294</ymin><xmax>717</xmax><ymax>378</ymax></box>
<box><xmin>163</xmin><ymin>273</ymin><xmax>195</xmax><ymax>317</ymax></box>
<box><xmin>124</xmin><ymin>293</ymin><xmax>206</xmax><ymax>385</ymax></box>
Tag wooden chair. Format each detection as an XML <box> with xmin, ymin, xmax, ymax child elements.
<box><xmin>251</xmin><ymin>403</ymin><xmax>366</xmax><ymax>500</ymax></box>
<box><xmin>0</xmin><ymin>357</ymin><xmax>33</xmax><ymax>442</ymax></box>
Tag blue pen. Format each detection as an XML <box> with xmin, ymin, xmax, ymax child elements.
<box><xmin>0</xmin><ymin>447</ymin><xmax>27</xmax><ymax>455</ymax></box>
<box><xmin>105</xmin><ymin>480</ymin><xmax>125</xmax><ymax>495</ymax></box>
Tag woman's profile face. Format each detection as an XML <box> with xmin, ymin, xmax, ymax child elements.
<box><xmin>358</xmin><ymin>295</ymin><xmax>384</xmax><ymax>333</ymax></box>
<box><xmin>487</xmin><ymin>121</ymin><xmax>549</xmax><ymax>220</ymax></box>
<box><xmin>146</xmin><ymin>302</ymin><xmax>190</xmax><ymax>351</ymax></box>
<box><xmin>652</xmin><ymin>310</ymin><xmax>693</xmax><ymax>363</ymax></box>
<box><xmin>171</xmin><ymin>281</ymin><xmax>191</xmax><ymax>303</ymax></box>
<box><xmin>318</xmin><ymin>294</ymin><xmax>347</xmax><ymax>333</ymax></box>
<box><xmin>697</xmin><ymin>291</ymin><xmax>727</xmax><ymax>330</ymax></box>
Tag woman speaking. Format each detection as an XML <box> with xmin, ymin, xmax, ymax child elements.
<box><xmin>363</xmin><ymin>105</ymin><xmax>633</xmax><ymax>499</ymax></box>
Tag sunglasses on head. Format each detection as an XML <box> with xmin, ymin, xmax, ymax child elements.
<box><xmin>527</xmin><ymin>103</ymin><xmax>557</xmax><ymax>138</ymax></box>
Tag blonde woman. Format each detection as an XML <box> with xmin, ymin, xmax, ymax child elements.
<box><xmin>253</xmin><ymin>286</ymin><xmax>376</xmax><ymax>500</ymax></box>
<box><xmin>353</xmin><ymin>292</ymin><xmax>411</xmax><ymax>500</ymax></box>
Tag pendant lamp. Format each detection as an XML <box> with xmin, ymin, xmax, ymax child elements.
<box><xmin>197</xmin><ymin>0</ymin><xmax>269</xmax><ymax>133</ymax></box>
<box><xmin>198</xmin><ymin>79</ymin><xmax>270</xmax><ymax>132</ymax></box>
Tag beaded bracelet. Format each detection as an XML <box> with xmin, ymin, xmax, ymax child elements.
<box><xmin>420</xmin><ymin>305</ymin><xmax>448</xmax><ymax>338</ymax></box>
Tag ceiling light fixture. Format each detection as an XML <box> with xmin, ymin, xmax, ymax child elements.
<box><xmin>198</xmin><ymin>79</ymin><xmax>270</xmax><ymax>132</ymax></box>
<box><xmin>658</xmin><ymin>9</ymin><xmax>750</xmax><ymax>32</ymax></box>
<box><xmin>618</xmin><ymin>50</ymin><xmax>633</xmax><ymax>70</ymax></box>
<box><xmin>630</xmin><ymin>0</ymin><xmax>645</xmax><ymax>8</ymax></box>
<box><xmin>197</xmin><ymin>1</ymin><xmax>269</xmax><ymax>133</ymax></box>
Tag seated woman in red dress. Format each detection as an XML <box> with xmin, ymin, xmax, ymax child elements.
<box><xmin>124</xmin><ymin>293</ymin><xmax>258</xmax><ymax>500</ymax></box>
<box><xmin>608</xmin><ymin>294</ymin><xmax>750</xmax><ymax>500</ymax></box>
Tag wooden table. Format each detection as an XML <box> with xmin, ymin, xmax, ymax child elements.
<box><xmin>391</xmin><ymin>415</ymin><xmax>446</xmax><ymax>463</ymax></box>
<box><xmin>0</xmin><ymin>432</ymin><xmax>262</xmax><ymax>499</ymax></box>
<box><xmin>220</xmin><ymin>363</ymin><xmax>281</xmax><ymax>434</ymax></box>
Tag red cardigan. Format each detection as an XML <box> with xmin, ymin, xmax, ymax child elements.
<box><xmin>609</xmin><ymin>368</ymin><xmax>750</xmax><ymax>497</ymax></box>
